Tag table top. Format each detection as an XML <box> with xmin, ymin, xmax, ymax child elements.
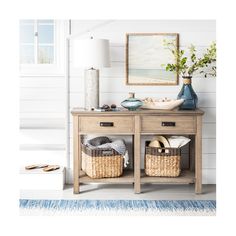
<box><xmin>71</xmin><ymin>107</ymin><xmax>204</xmax><ymax>116</ymax></box>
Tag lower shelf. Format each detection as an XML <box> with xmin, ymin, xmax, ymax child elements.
<box><xmin>79</xmin><ymin>170</ymin><xmax>195</xmax><ymax>185</ymax></box>
<box><xmin>141</xmin><ymin>170</ymin><xmax>195</xmax><ymax>184</ymax></box>
<box><xmin>79</xmin><ymin>170</ymin><xmax>134</xmax><ymax>184</ymax></box>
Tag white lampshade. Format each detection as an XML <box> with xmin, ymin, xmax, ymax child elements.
<box><xmin>73</xmin><ymin>38</ymin><xmax>110</xmax><ymax>69</ymax></box>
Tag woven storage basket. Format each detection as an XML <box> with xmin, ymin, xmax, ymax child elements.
<box><xmin>145</xmin><ymin>141</ymin><xmax>181</xmax><ymax>177</ymax></box>
<box><xmin>81</xmin><ymin>144</ymin><xmax>124</xmax><ymax>179</ymax></box>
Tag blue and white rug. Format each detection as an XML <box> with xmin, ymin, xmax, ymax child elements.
<box><xmin>19</xmin><ymin>199</ymin><xmax>216</xmax><ymax>216</ymax></box>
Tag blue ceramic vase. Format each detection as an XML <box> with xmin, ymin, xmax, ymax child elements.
<box><xmin>121</xmin><ymin>92</ymin><xmax>143</xmax><ymax>111</ymax></box>
<box><xmin>177</xmin><ymin>76</ymin><xmax>198</xmax><ymax>110</ymax></box>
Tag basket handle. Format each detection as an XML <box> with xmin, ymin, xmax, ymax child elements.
<box><xmin>101</xmin><ymin>150</ymin><xmax>114</xmax><ymax>155</ymax></box>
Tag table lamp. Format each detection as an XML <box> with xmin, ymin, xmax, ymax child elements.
<box><xmin>73</xmin><ymin>37</ymin><xmax>110</xmax><ymax>110</ymax></box>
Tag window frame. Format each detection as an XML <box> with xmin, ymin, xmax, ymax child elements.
<box><xmin>19</xmin><ymin>20</ymin><xmax>68</xmax><ymax>76</ymax></box>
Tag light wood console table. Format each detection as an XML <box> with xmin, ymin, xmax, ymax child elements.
<box><xmin>71</xmin><ymin>108</ymin><xmax>204</xmax><ymax>194</ymax></box>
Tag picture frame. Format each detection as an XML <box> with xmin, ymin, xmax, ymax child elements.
<box><xmin>126</xmin><ymin>33</ymin><xmax>179</xmax><ymax>85</ymax></box>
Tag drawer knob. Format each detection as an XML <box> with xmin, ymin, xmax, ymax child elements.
<box><xmin>162</xmin><ymin>121</ymin><xmax>176</xmax><ymax>127</ymax></box>
<box><xmin>100</xmin><ymin>122</ymin><xmax>114</xmax><ymax>127</ymax></box>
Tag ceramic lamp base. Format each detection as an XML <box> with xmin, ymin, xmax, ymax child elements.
<box><xmin>84</xmin><ymin>69</ymin><xmax>99</xmax><ymax>110</ymax></box>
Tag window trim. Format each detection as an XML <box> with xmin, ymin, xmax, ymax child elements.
<box><xmin>19</xmin><ymin>20</ymin><xmax>68</xmax><ymax>76</ymax></box>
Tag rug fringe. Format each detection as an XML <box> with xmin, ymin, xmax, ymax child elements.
<box><xmin>19</xmin><ymin>199</ymin><xmax>216</xmax><ymax>216</ymax></box>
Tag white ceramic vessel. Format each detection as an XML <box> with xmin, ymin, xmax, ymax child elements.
<box><xmin>141</xmin><ymin>98</ymin><xmax>184</xmax><ymax>110</ymax></box>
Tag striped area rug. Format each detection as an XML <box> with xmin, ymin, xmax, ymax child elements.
<box><xmin>19</xmin><ymin>199</ymin><xmax>216</xmax><ymax>216</ymax></box>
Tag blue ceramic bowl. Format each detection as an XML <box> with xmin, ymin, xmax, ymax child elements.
<box><xmin>121</xmin><ymin>98</ymin><xmax>143</xmax><ymax>111</ymax></box>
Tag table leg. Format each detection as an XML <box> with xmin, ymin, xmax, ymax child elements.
<box><xmin>195</xmin><ymin>116</ymin><xmax>202</xmax><ymax>194</ymax></box>
<box><xmin>73</xmin><ymin>115</ymin><xmax>80</xmax><ymax>194</ymax></box>
<box><xmin>189</xmin><ymin>135</ymin><xmax>195</xmax><ymax>171</ymax></box>
<box><xmin>134</xmin><ymin>116</ymin><xmax>141</xmax><ymax>193</ymax></box>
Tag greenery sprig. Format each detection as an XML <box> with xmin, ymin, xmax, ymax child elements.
<box><xmin>162</xmin><ymin>39</ymin><xmax>216</xmax><ymax>78</ymax></box>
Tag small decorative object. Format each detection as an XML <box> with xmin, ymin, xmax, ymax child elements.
<box><xmin>126</xmin><ymin>33</ymin><xmax>179</xmax><ymax>85</ymax></box>
<box><xmin>163</xmin><ymin>40</ymin><xmax>216</xmax><ymax>110</ymax></box>
<box><xmin>97</xmin><ymin>104</ymin><xmax>118</xmax><ymax>112</ymax></box>
<box><xmin>142</xmin><ymin>97</ymin><xmax>184</xmax><ymax>110</ymax></box>
<box><xmin>92</xmin><ymin>106</ymin><xmax>120</xmax><ymax>112</ymax></box>
<box><xmin>101</xmin><ymin>104</ymin><xmax>110</xmax><ymax>111</ymax></box>
<box><xmin>121</xmin><ymin>92</ymin><xmax>143</xmax><ymax>111</ymax></box>
<box><xmin>111</xmin><ymin>104</ymin><xmax>117</xmax><ymax>109</ymax></box>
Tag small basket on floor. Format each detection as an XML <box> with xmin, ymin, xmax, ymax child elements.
<box><xmin>145</xmin><ymin>141</ymin><xmax>181</xmax><ymax>177</ymax></box>
<box><xmin>81</xmin><ymin>144</ymin><xmax>124</xmax><ymax>179</ymax></box>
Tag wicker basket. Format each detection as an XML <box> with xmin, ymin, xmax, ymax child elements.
<box><xmin>81</xmin><ymin>144</ymin><xmax>124</xmax><ymax>179</ymax></box>
<box><xmin>145</xmin><ymin>141</ymin><xmax>181</xmax><ymax>177</ymax></box>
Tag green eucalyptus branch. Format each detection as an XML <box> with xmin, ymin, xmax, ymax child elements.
<box><xmin>163</xmin><ymin>40</ymin><xmax>216</xmax><ymax>78</ymax></box>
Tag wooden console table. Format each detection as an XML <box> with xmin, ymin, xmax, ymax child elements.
<box><xmin>71</xmin><ymin>108</ymin><xmax>204</xmax><ymax>194</ymax></box>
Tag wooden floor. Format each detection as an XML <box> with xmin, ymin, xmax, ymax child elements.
<box><xmin>20</xmin><ymin>184</ymin><xmax>216</xmax><ymax>200</ymax></box>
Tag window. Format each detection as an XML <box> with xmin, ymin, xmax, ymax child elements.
<box><xmin>20</xmin><ymin>20</ymin><xmax>55</xmax><ymax>64</ymax></box>
<box><xmin>19</xmin><ymin>20</ymin><xmax>67</xmax><ymax>75</ymax></box>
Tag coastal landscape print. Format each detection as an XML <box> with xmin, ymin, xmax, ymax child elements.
<box><xmin>126</xmin><ymin>33</ymin><xmax>178</xmax><ymax>85</ymax></box>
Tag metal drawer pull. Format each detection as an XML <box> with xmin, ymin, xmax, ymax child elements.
<box><xmin>100</xmin><ymin>122</ymin><xmax>114</xmax><ymax>127</ymax></box>
<box><xmin>161</xmin><ymin>121</ymin><xmax>176</xmax><ymax>127</ymax></box>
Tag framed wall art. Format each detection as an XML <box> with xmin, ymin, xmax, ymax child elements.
<box><xmin>126</xmin><ymin>33</ymin><xmax>179</xmax><ymax>85</ymax></box>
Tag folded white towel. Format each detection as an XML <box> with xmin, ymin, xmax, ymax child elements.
<box><xmin>167</xmin><ymin>136</ymin><xmax>191</xmax><ymax>148</ymax></box>
<box><xmin>123</xmin><ymin>150</ymin><xmax>129</xmax><ymax>168</ymax></box>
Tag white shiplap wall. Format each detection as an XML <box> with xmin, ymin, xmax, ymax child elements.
<box><xmin>20</xmin><ymin>20</ymin><xmax>216</xmax><ymax>185</ymax></box>
<box><xmin>20</xmin><ymin>75</ymin><xmax>66</xmax><ymax>166</ymax></box>
<box><xmin>69</xmin><ymin>20</ymin><xmax>216</xmax><ymax>184</ymax></box>
<box><xmin>19</xmin><ymin>21</ymin><xmax>69</xmax><ymax>171</ymax></box>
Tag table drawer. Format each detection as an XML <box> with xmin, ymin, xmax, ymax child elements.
<box><xmin>79</xmin><ymin>116</ymin><xmax>134</xmax><ymax>134</ymax></box>
<box><xmin>141</xmin><ymin>116</ymin><xmax>196</xmax><ymax>134</ymax></box>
